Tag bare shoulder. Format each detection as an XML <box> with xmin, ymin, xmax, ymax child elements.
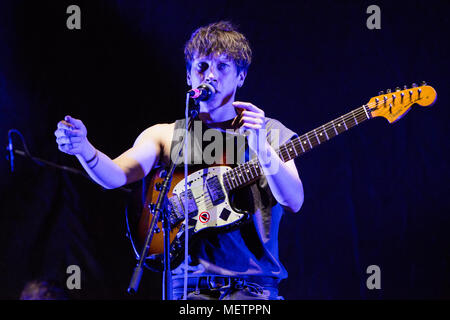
<box><xmin>134</xmin><ymin>122</ymin><xmax>175</xmax><ymax>146</ymax></box>
<box><xmin>134</xmin><ymin>122</ymin><xmax>175</xmax><ymax>166</ymax></box>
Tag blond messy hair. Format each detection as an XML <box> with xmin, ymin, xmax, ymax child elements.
<box><xmin>184</xmin><ymin>21</ymin><xmax>252</xmax><ymax>74</ymax></box>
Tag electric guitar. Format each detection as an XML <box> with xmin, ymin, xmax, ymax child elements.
<box><xmin>127</xmin><ymin>83</ymin><xmax>437</xmax><ymax>271</ymax></box>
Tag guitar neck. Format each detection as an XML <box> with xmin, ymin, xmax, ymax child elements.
<box><xmin>223</xmin><ymin>104</ymin><xmax>372</xmax><ymax>191</ymax></box>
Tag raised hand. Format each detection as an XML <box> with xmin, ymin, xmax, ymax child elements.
<box><xmin>231</xmin><ymin>101</ymin><xmax>267</xmax><ymax>155</ymax></box>
<box><xmin>54</xmin><ymin>115</ymin><xmax>89</xmax><ymax>156</ymax></box>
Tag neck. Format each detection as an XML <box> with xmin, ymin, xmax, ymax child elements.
<box><xmin>198</xmin><ymin>102</ymin><xmax>237</xmax><ymax>128</ymax></box>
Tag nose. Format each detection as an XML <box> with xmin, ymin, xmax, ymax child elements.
<box><xmin>205</xmin><ymin>66</ymin><xmax>218</xmax><ymax>83</ymax></box>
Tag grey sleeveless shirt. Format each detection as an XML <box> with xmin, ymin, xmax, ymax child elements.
<box><xmin>170</xmin><ymin>117</ymin><xmax>297</xmax><ymax>281</ymax></box>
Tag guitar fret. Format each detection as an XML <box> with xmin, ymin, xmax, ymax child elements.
<box><xmin>298</xmin><ymin>137</ymin><xmax>305</xmax><ymax>152</ymax></box>
<box><xmin>322</xmin><ymin>125</ymin><xmax>329</xmax><ymax>140</ymax></box>
<box><xmin>351</xmin><ymin>110</ymin><xmax>359</xmax><ymax>125</ymax></box>
<box><xmin>222</xmin><ymin>103</ymin><xmax>380</xmax><ymax>192</ymax></box>
<box><xmin>341</xmin><ymin>116</ymin><xmax>348</xmax><ymax>130</ymax></box>
<box><xmin>236</xmin><ymin>166</ymin><xmax>244</xmax><ymax>185</ymax></box>
<box><xmin>305</xmin><ymin>135</ymin><xmax>313</xmax><ymax>149</ymax></box>
<box><xmin>240</xmin><ymin>164</ymin><xmax>248</xmax><ymax>184</ymax></box>
<box><xmin>331</xmin><ymin>122</ymin><xmax>338</xmax><ymax>136</ymax></box>
<box><xmin>254</xmin><ymin>161</ymin><xmax>262</xmax><ymax>176</ymax></box>
<box><xmin>305</xmin><ymin>136</ymin><xmax>312</xmax><ymax>150</ymax></box>
<box><xmin>289</xmin><ymin>140</ymin><xmax>298</xmax><ymax>157</ymax></box>
<box><xmin>281</xmin><ymin>144</ymin><xmax>289</xmax><ymax>161</ymax></box>
<box><xmin>278</xmin><ymin>146</ymin><xmax>285</xmax><ymax>162</ymax></box>
<box><xmin>324</xmin><ymin>124</ymin><xmax>335</xmax><ymax>139</ymax></box>
<box><xmin>316</xmin><ymin>126</ymin><xmax>328</xmax><ymax>143</ymax></box>
<box><xmin>229</xmin><ymin>171</ymin><xmax>237</xmax><ymax>189</ymax></box>
<box><xmin>313</xmin><ymin>129</ymin><xmax>320</xmax><ymax>144</ymax></box>
<box><xmin>238</xmin><ymin>164</ymin><xmax>246</xmax><ymax>182</ymax></box>
<box><xmin>243</xmin><ymin>163</ymin><xmax>251</xmax><ymax>181</ymax></box>
<box><xmin>334</xmin><ymin>119</ymin><xmax>345</xmax><ymax>134</ymax></box>
<box><xmin>363</xmin><ymin>105</ymin><xmax>370</xmax><ymax>119</ymax></box>
<box><xmin>249</xmin><ymin>160</ymin><xmax>257</xmax><ymax>177</ymax></box>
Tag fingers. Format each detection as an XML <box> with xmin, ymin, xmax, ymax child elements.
<box><xmin>55</xmin><ymin>116</ymin><xmax>86</xmax><ymax>155</ymax></box>
<box><xmin>56</xmin><ymin>136</ymin><xmax>82</xmax><ymax>144</ymax></box>
<box><xmin>64</xmin><ymin>115</ymin><xmax>84</xmax><ymax>129</ymax></box>
<box><xmin>57</xmin><ymin>140</ymin><xmax>84</xmax><ymax>154</ymax></box>
<box><xmin>231</xmin><ymin>102</ymin><xmax>265</xmax><ymax>132</ymax></box>
<box><xmin>239</xmin><ymin>116</ymin><xmax>264</xmax><ymax>126</ymax></box>
<box><xmin>54</xmin><ymin>127</ymin><xmax>83</xmax><ymax>139</ymax></box>
<box><xmin>232</xmin><ymin>101</ymin><xmax>263</xmax><ymax>114</ymax></box>
<box><xmin>58</xmin><ymin>143</ymin><xmax>75</xmax><ymax>155</ymax></box>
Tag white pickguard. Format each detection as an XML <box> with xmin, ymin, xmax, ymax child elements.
<box><xmin>172</xmin><ymin>166</ymin><xmax>245</xmax><ymax>233</ymax></box>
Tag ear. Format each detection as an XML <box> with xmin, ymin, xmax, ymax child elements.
<box><xmin>237</xmin><ymin>70</ymin><xmax>247</xmax><ymax>88</ymax></box>
<box><xmin>186</xmin><ymin>70</ymin><xmax>192</xmax><ymax>86</ymax></box>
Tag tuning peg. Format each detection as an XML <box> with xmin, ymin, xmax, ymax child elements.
<box><xmin>412</xmin><ymin>83</ymin><xmax>417</xmax><ymax>88</ymax></box>
<box><xmin>379</xmin><ymin>90</ymin><xmax>384</xmax><ymax>95</ymax></box>
<box><xmin>395</xmin><ymin>87</ymin><xmax>401</xmax><ymax>91</ymax></box>
<box><xmin>421</xmin><ymin>81</ymin><xmax>427</xmax><ymax>86</ymax></box>
<box><xmin>386</xmin><ymin>89</ymin><xmax>392</xmax><ymax>93</ymax></box>
<box><xmin>403</xmin><ymin>85</ymin><xmax>408</xmax><ymax>90</ymax></box>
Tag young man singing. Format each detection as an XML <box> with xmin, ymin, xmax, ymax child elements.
<box><xmin>55</xmin><ymin>21</ymin><xmax>303</xmax><ymax>300</ymax></box>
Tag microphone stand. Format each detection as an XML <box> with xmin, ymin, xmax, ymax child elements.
<box><xmin>7</xmin><ymin>148</ymin><xmax>132</xmax><ymax>193</ymax></box>
<box><xmin>127</xmin><ymin>99</ymin><xmax>199</xmax><ymax>299</ymax></box>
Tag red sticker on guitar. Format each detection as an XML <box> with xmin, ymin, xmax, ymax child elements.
<box><xmin>199</xmin><ymin>211</ymin><xmax>210</xmax><ymax>223</ymax></box>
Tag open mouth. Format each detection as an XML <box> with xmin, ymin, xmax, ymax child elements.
<box><xmin>207</xmin><ymin>83</ymin><xmax>219</xmax><ymax>93</ymax></box>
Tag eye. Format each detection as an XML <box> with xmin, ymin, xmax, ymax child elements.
<box><xmin>197</xmin><ymin>62</ymin><xmax>208</xmax><ymax>72</ymax></box>
<box><xmin>218</xmin><ymin>63</ymin><xmax>229</xmax><ymax>71</ymax></box>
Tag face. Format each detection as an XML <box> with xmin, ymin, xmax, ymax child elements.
<box><xmin>187</xmin><ymin>53</ymin><xmax>246</xmax><ymax>111</ymax></box>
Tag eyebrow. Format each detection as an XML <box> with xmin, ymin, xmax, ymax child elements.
<box><xmin>194</xmin><ymin>55</ymin><xmax>233</xmax><ymax>63</ymax></box>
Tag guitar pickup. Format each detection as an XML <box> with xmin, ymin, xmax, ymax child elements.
<box><xmin>179</xmin><ymin>188</ymin><xmax>198</xmax><ymax>218</ymax></box>
<box><xmin>206</xmin><ymin>176</ymin><xmax>226</xmax><ymax>205</ymax></box>
<box><xmin>168</xmin><ymin>195</ymin><xmax>184</xmax><ymax>224</ymax></box>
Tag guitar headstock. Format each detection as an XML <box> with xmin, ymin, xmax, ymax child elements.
<box><xmin>367</xmin><ymin>83</ymin><xmax>437</xmax><ymax>123</ymax></box>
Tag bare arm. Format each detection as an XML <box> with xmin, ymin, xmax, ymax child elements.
<box><xmin>55</xmin><ymin>115</ymin><xmax>166</xmax><ymax>189</ymax></box>
<box><xmin>259</xmin><ymin>144</ymin><xmax>304</xmax><ymax>213</ymax></box>
<box><xmin>232</xmin><ymin>102</ymin><xmax>304</xmax><ymax>213</ymax></box>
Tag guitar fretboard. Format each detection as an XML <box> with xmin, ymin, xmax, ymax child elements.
<box><xmin>222</xmin><ymin>105</ymin><xmax>372</xmax><ymax>191</ymax></box>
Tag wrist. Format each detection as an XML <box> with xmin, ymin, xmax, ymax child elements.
<box><xmin>78</xmin><ymin>141</ymin><xmax>96</xmax><ymax>162</ymax></box>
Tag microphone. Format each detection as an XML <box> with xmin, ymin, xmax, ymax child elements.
<box><xmin>7</xmin><ymin>134</ymin><xmax>14</xmax><ymax>172</ymax></box>
<box><xmin>188</xmin><ymin>83</ymin><xmax>215</xmax><ymax>101</ymax></box>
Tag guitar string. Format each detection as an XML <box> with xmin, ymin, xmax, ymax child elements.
<box><xmin>197</xmin><ymin>91</ymin><xmax>418</xmax><ymax>190</ymax></box>
<box><xmin>182</xmin><ymin>91</ymin><xmax>419</xmax><ymax>215</ymax></box>
<box><xmin>224</xmin><ymin>104</ymin><xmax>372</xmax><ymax>186</ymax></box>
<box><xmin>223</xmin><ymin>93</ymin><xmax>410</xmax><ymax>189</ymax></box>
<box><xmin>224</xmin><ymin>103</ymin><xmax>371</xmax><ymax>187</ymax></box>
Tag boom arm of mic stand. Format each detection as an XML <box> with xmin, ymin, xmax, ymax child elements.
<box><xmin>12</xmin><ymin>149</ymin><xmax>132</xmax><ymax>193</ymax></box>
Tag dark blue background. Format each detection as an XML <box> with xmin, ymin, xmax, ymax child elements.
<box><xmin>0</xmin><ymin>0</ymin><xmax>449</xmax><ymax>299</ymax></box>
